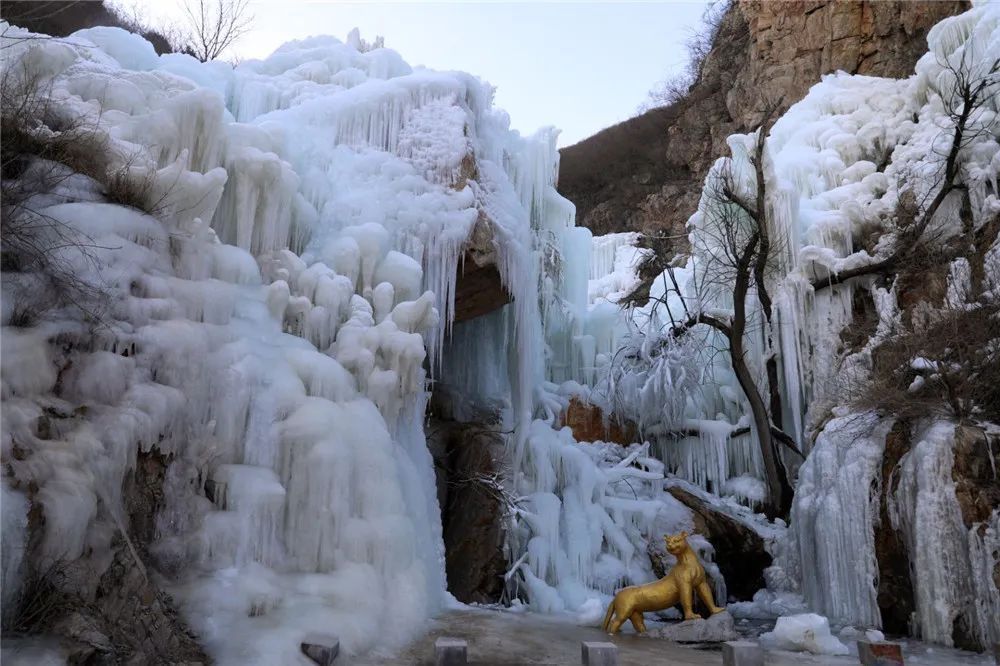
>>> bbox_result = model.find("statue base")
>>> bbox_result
[649,610,738,643]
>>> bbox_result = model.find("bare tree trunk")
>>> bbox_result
[729,232,790,517]
[749,112,785,433]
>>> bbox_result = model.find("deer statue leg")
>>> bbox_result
[696,581,725,615]
[680,582,699,621]
[629,611,647,633]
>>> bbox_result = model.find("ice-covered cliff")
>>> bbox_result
[600,0,1000,651]
[3,0,998,661]
[0,19,704,663]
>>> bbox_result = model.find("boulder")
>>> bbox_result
[561,397,637,445]
[665,487,772,601]
[649,610,738,643]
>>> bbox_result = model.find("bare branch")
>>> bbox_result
[181,0,253,62]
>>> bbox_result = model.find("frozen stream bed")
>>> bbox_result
[346,607,996,666]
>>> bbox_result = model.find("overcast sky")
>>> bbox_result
[118,1,712,147]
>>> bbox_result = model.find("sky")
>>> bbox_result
[119,1,713,147]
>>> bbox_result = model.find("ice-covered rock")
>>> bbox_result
[759,613,849,656]
[649,610,738,643]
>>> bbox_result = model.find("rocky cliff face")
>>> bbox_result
[558,0,968,259]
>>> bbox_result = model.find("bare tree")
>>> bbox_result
[181,0,252,63]
[645,104,801,518]
[811,47,999,291]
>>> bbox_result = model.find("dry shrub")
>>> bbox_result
[1,67,110,184]
[2,560,74,635]
[100,158,165,215]
[859,304,1000,422]
[644,0,731,110]
[1,61,120,324]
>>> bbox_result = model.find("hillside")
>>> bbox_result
[558,1,968,252]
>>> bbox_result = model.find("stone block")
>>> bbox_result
[581,641,618,666]
[300,633,339,665]
[435,637,467,666]
[857,640,904,666]
[722,640,764,666]
[649,610,738,643]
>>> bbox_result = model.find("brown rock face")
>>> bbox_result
[557,1,968,282]
[454,256,511,324]
[666,487,772,601]
[951,424,1000,625]
[6,449,208,664]
[561,397,637,445]
[453,214,511,324]
[431,421,509,604]
[874,420,916,635]
[951,425,1000,530]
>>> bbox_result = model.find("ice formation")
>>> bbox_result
[891,422,1000,648]
[2,0,998,659]
[782,414,893,629]
[0,22,503,661]
[760,613,849,656]
[0,16,699,662]
[594,0,1000,649]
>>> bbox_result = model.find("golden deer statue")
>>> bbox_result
[601,531,725,634]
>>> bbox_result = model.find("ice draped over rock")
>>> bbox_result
[0,19,699,662]
[0,23,460,659]
[3,2,999,660]
[0,25,469,661]
[604,0,1000,649]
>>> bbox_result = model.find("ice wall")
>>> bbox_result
[891,422,1000,648]
[782,414,893,628]
[590,1,999,646]
[0,13,700,655]
[0,21,600,660]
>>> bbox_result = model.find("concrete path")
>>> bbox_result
[346,608,995,666]
[349,607,722,665]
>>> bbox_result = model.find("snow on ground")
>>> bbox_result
[760,613,849,656]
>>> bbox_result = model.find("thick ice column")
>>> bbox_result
[201,464,287,568]
[892,421,1000,649]
[789,415,892,628]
